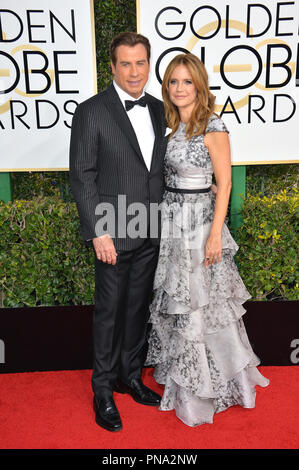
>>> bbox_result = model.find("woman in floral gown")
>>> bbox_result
[145,53,269,427]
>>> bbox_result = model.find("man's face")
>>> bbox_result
[111,44,150,98]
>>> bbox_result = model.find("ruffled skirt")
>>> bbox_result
[145,191,269,427]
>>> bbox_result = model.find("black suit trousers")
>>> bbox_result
[91,239,159,399]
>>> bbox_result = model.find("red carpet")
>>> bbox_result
[0,366,298,449]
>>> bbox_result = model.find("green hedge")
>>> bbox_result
[0,189,298,307]
[235,188,299,301]
[0,198,94,307]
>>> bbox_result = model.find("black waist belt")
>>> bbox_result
[165,186,211,194]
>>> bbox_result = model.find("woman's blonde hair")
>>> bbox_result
[162,53,215,139]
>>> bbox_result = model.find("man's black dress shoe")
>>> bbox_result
[114,378,161,406]
[93,396,122,432]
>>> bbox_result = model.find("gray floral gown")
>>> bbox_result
[145,114,269,427]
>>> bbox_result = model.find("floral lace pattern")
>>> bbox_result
[145,114,269,427]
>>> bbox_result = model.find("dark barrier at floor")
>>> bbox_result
[0,301,298,373]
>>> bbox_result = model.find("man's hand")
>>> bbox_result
[92,235,117,265]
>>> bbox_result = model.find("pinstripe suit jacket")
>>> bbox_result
[69,84,167,251]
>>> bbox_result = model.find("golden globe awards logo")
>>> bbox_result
[153,3,298,124]
[0,0,95,171]
[0,8,79,130]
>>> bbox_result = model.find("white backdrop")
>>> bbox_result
[0,0,97,171]
[138,0,299,165]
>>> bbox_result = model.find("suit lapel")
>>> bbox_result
[102,85,143,161]
[146,93,162,141]
[146,93,164,172]
[102,85,164,171]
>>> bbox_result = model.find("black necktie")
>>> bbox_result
[125,96,147,111]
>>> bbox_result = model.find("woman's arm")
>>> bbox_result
[203,131,232,267]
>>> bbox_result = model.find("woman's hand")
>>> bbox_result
[204,234,222,268]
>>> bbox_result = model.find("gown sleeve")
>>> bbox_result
[205,114,229,134]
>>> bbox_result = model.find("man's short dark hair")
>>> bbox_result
[110,32,151,65]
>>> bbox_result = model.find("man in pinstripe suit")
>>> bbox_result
[69,32,167,432]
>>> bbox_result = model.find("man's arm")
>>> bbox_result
[69,103,101,240]
[69,103,117,264]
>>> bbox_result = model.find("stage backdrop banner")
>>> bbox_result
[138,0,299,165]
[0,0,97,171]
